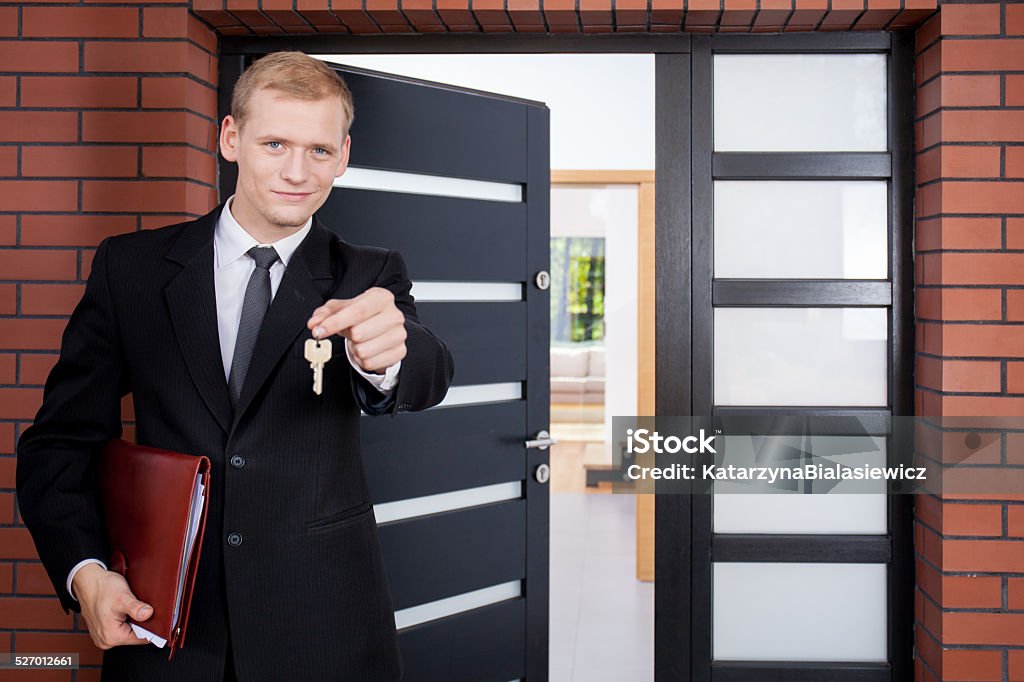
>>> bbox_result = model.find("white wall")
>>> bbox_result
[315,54,655,171]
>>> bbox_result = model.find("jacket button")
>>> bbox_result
[227,533,242,547]
[230,455,245,469]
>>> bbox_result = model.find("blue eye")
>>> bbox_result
[314,148,328,155]
[267,141,281,149]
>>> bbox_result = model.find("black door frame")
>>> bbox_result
[218,32,915,682]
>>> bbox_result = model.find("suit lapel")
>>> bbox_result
[231,217,339,428]
[164,204,234,434]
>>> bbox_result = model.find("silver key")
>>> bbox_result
[304,338,332,395]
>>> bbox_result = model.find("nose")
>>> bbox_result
[280,149,310,185]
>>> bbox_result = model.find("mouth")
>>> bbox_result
[272,191,314,202]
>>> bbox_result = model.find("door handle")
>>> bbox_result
[524,430,558,450]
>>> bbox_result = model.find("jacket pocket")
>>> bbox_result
[306,501,374,533]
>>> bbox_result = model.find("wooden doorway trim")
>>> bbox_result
[551,169,656,582]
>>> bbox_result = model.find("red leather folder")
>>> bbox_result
[98,439,211,660]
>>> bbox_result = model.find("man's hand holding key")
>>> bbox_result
[307,287,408,375]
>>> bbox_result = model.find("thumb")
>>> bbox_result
[132,601,153,620]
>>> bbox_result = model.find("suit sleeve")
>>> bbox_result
[350,249,454,418]
[16,237,127,614]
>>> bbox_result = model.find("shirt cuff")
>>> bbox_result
[344,338,401,394]
[68,558,107,601]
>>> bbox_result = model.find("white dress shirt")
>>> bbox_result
[67,195,401,600]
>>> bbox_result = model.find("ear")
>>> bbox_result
[335,134,352,179]
[219,115,240,163]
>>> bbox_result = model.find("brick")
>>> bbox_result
[0,76,14,107]
[0,423,13,454]
[942,39,1024,72]
[142,146,217,186]
[143,7,190,37]
[0,41,79,73]
[937,323,1024,356]
[23,7,139,38]
[944,612,1024,646]
[943,111,1024,143]
[22,147,139,179]
[1006,147,1024,179]
[0,180,79,212]
[16,632,102,666]
[0,284,14,315]
[22,284,86,316]
[0,562,11,592]
[941,502,1003,536]
[140,214,191,230]
[1008,75,1024,107]
[917,356,1001,393]
[0,492,12,524]
[0,112,78,143]
[0,457,13,485]
[0,250,77,281]
[141,76,217,114]
[941,181,1024,214]
[0,146,17,177]
[1010,218,1024,250]
[942,574,1003,608]
[21,214,135,247]
[1010,576,1024,609]
[20,354,58,385]
[0,387,45,418]
[941,395,1024,417]
[918,288,1003,321]
[0,215,14,246]
[84,41,201,78]
[0,353,14,382]
[944,75,1001,108]
[1010,504,1024,537]
[15,562,56,595]
[940,253,1024,285]
[0,597,73,630]
[83,111,214,148]
[941,648,1003,681]
[83,180,210,213]
[20,76,137,109]
[1010,362,1024,395]
[0,320,68,350]
[1009,292,1024,323]
[0,527,40,560]
[939,146,1001,179]
[1007,3,1024,36]
[939,3,1000,36]
[0,7,16,36]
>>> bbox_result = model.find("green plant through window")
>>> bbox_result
[550,237,605,343]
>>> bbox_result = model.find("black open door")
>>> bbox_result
[309,61,550,682]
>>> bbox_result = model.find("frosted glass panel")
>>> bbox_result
[714,54,887,152]
[713,563,887,661]
[714,181,888,279]
[714,308,887,406]
[714,434,888,533]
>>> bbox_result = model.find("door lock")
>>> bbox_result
[535,271,551,290]
[524,430,557,450]
[534,463,551,484]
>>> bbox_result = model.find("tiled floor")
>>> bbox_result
[550,492,654,682]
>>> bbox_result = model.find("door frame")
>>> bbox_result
[217,34,915,682]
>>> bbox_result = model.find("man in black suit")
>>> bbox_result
[16,51,454,681]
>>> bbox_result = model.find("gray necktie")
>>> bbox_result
[228,246,280,407]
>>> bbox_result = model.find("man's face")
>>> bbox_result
[219,88,351,236]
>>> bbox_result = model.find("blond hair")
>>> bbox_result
[231,51,355,136]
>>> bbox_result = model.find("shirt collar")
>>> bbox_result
[215,194,313,269]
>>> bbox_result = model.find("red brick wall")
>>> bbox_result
[913,3,1024,681]
[1,4,217,679]
[4,1,1024,680]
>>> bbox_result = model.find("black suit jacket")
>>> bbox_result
[16,202,454,681]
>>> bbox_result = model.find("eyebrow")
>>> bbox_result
[254,135,337,154]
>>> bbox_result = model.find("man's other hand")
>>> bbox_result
[307,287,407,374]
[73,563,154,650]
